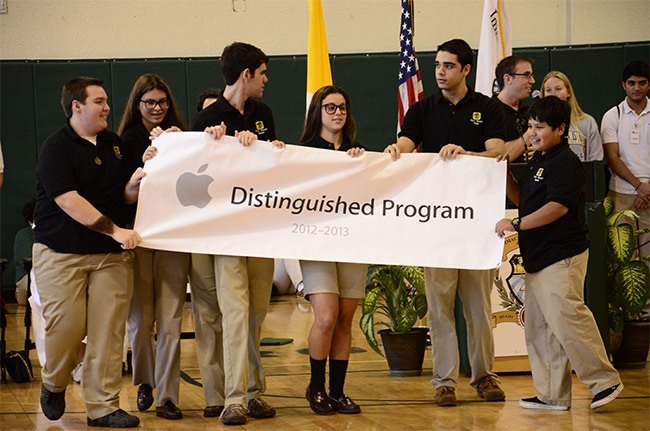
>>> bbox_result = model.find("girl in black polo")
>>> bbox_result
[299,85,366,416]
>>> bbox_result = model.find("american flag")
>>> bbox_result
[397,0,424,134]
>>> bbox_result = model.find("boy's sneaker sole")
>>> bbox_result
[519,396,569,411]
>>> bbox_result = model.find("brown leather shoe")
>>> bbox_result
[247,398,276,418]
[476,376,506,401]
[305,386,334,415]
[433,386,457,406]
[156,400,183,420]
[221,404,247,425]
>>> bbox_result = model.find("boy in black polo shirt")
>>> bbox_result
[190,42,277,425]
[495,96,623,411]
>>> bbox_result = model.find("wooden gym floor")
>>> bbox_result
[1,295,648,430]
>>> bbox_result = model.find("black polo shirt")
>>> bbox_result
[34,122,131,254]
[303,136,367,151]
[192,96,276,141]
[399,87,506,153]
[518,142,589,273]
[121,122,149,171]
[120,123,151,225]
[495,96,529,165]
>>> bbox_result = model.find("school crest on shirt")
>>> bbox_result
[255,121,268,137]
[533,167,544,182]
[470,111,483,125]
[113,146,123,160]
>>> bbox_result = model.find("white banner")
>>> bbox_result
[134,133,506,269]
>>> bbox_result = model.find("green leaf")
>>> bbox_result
[608,223,636,265]
[603,196,614,218]
[615,261,650,318]
[395,308,417,333]
[608,306,625,334]
[362,286,381,315]
[359,313,383,356]
[607,210,639,227]
[413,295,428,319]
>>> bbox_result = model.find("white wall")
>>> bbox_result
[0,0,648,60]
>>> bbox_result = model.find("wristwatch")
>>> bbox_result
[511,217,521,232]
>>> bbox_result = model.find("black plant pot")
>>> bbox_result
[379,327,429,377]
[613,321,649,369]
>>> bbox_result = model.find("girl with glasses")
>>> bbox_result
[118,74,189,420]
[299,85,366,416]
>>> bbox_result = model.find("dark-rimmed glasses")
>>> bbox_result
[508,72,534,81]
[140,98,169,109]
[322,103,348,115]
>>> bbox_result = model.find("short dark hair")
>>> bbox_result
[221,42,269,86]
[495,55,534,90]
[61,76,104,118]
[436,39,474,69]
[196,88,222,112]
[528,96,570,141]
[622,60,649,82]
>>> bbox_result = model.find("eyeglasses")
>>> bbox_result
[509,72,534,81]
[322,103,348,115]
[140,98,169,109]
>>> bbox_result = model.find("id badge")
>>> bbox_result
[630,128,640,145]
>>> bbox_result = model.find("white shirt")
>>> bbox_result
[601,97,650,194]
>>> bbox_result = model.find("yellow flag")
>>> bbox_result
[306,0,332,111]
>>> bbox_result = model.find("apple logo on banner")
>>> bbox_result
[175,163,214,208]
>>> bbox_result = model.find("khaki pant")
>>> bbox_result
[525,250,621,407]
[127,248,189,407]
[190,254,273,407]
[33,243,133,420]
[424,267,498,388]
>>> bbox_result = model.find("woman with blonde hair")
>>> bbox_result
[541,71,603,161]
[119,73,189,420]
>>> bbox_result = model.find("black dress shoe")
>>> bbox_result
[156,400,183,420]
[137,384,154,411]
[328,394,361,414]
[40,385,66,420]
[87,409,140,428]
[305,386,334,415]
[203,405,224,417]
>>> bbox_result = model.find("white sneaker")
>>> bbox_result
[71,362,83,383]
[519,396,569,411]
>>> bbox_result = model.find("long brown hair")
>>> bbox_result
[118,73,186,135]
[299,85,357,146]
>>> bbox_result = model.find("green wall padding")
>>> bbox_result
[1,42,648,291]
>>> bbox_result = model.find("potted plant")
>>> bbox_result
[359,265,428,376]
[604,197,650,368]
